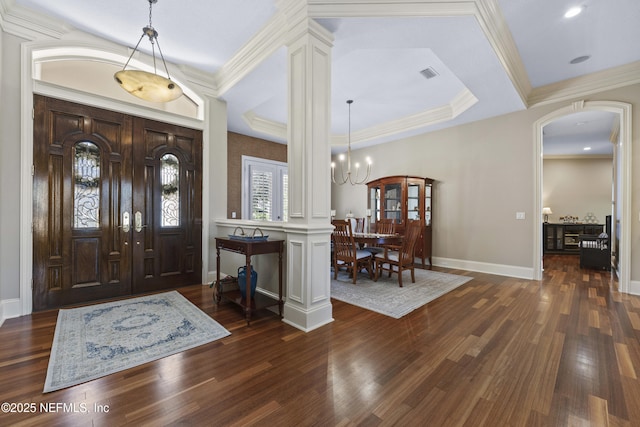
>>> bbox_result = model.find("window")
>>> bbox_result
[242,156,288,221]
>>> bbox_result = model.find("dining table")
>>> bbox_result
[352,232,403,247]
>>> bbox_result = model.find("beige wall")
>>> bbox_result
[332,83,640,279]
[543,158,613,224]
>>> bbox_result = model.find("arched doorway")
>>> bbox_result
[533,100,631,291]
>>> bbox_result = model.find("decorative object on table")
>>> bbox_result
[114,0,183,102]
[228,226,268,241]
[331,100,372,185]
[542,207,552,223]
[583,212,599,224]
[560,215,579,224]
[43,291,230,393]
[330,209,336,221]
[366,208,372,233]
[237,265,258,299]
[331,268,472,319]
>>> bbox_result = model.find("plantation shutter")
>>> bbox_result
[250,168,273,220]
[242,156,288,221]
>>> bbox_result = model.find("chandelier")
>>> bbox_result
[331,100,372,185]
[114,0,183,103]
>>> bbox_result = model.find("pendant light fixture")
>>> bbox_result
[114,0,183,103]
[331,100,372,185]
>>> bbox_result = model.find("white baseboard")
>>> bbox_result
[628,279,640,296]
[0,298,23,327]
[432,257,534,280]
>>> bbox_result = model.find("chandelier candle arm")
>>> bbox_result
[331,100,372,185]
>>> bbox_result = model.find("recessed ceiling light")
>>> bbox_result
[570,55,591,64]
[564,6,584,18]
[583,147,592,151]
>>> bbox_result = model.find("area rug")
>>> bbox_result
[44,291,230,393]
[331,268,473,319]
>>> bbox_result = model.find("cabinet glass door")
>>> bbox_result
[384,183,402,223]
[407,183,420,220]
[425,183,432,226]
[369,185,381,223]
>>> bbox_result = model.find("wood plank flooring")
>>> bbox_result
[2,255,640,426]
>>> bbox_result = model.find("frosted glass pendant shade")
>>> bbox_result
[114,70,183,103]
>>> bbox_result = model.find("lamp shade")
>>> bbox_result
[114,70,183,103]
[542,207,553,215]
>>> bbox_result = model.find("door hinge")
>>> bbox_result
[31,164,35,176]
[32,108,35,120]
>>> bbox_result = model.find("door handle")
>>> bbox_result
[121,212,130,233]
[134,211,147,232]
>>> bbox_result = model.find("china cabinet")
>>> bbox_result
[367,176,433,267]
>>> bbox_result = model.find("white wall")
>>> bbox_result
[1,33,26,301]
[543,158,613,225]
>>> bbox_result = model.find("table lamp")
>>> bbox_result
[542,207,552,223]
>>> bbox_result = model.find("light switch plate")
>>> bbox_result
[516,212,525,220]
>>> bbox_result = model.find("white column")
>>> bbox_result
[281,7,334,331]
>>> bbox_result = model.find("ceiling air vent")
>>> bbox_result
[420,67,439,79]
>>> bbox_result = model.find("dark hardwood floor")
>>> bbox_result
[1,255,639,426]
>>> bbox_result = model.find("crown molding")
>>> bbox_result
[345,88,478,146]
[474,0,531,105]
[0,0,70,40]
[214,12,288,96]
[527,61,640,107]
[241,87,477,147]
[242,110,288,140]
[307,0,476,18]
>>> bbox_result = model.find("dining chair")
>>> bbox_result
[364,219,396,255]
[354,217,365,233]
[373,219,422,287]
[333,220,373,284]
[377,218,395,234]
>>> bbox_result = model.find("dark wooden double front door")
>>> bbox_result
[33,95,202,311]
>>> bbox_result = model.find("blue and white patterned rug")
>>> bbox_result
[44,291,230,393]
[331,268,472,319]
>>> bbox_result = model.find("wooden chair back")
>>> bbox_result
[399,220,422,265]
[374,219,422,287]
[376,219,395,234]
[332,219,373,283]
[333,220,356,260]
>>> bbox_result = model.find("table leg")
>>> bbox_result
[278,246,283,318]
[245,255,252,325]
[215,245,221,304]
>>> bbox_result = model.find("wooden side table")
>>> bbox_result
[215,237,284,325]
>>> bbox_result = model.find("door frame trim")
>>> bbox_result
[20,59,210,315]
[532,100,632,292]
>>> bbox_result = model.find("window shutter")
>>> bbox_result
[250,169,273,220]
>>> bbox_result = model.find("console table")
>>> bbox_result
[215,237,284,325]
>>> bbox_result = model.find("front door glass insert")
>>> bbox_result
[160,153,180,226]
[73,141,100,228]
